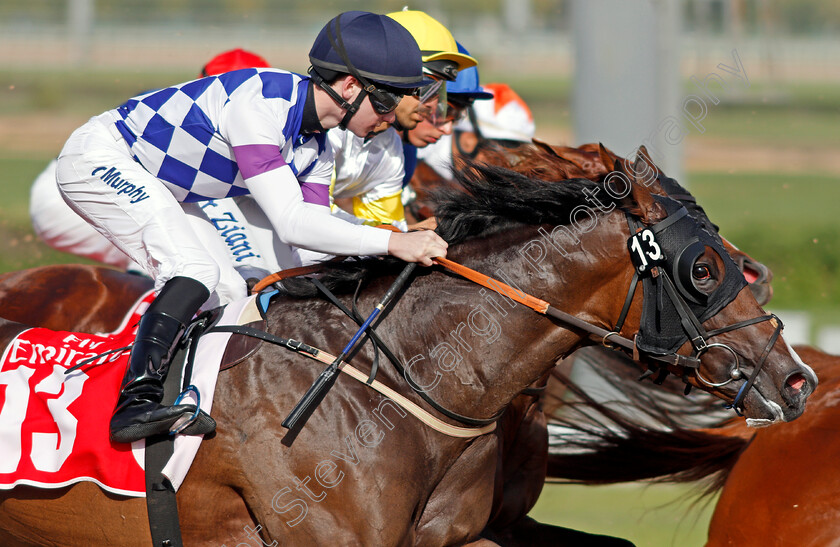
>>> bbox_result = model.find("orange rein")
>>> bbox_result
[251,265,325,293]
[251,224,552,314]
[251,258,550,316]
[432,257,550,314]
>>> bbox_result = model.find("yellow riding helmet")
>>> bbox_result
[387,10,477,79]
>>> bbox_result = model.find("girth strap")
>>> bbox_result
[144,339,192,547]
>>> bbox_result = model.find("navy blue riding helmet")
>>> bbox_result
[309,11,431,129]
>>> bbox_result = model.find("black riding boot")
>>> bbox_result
[110,276,216,443]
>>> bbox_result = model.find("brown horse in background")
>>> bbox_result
[0,266,153,332]
[0,162,812,545]
[706,345,840,546]
[541,345,839,546]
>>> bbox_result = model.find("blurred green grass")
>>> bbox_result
[1,69,192,116]
[689,171,840,314]
[3,70,837,144]
[686,79,840,145]
[529,483,717,546]
[0,156,96,271]
[491,75,840,146]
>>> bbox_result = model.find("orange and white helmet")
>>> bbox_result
[464,83,535,143]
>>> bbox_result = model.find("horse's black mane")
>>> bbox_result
[277,162,620,298]
[434,162,615,245]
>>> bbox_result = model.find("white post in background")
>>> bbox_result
[68,0,94,66]
[572,0,683,181]
[504,0,532,34]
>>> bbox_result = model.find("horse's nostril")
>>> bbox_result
[785,373,807,395]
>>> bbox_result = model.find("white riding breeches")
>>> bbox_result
[30,158,139,272]
[55,113,246,307]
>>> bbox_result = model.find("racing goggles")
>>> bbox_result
[367,85,405,115]
[430,100,470,127]
[415,80,448,124]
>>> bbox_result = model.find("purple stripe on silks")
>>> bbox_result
[300,182,330,206]
[232,144,287,179]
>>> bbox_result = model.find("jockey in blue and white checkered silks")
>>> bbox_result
[55,11,448,444]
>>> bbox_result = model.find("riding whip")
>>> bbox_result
[282,262,417,431]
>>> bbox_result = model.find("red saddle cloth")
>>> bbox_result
[0,291,154,496]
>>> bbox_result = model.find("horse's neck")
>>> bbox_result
[387,216,634,421]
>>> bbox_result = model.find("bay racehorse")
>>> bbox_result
[4,145,788,544]
[0,271,629,547]
[405,140,778,540]
[1,161,814,545]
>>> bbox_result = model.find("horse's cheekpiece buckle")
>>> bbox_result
[170,385,202,435]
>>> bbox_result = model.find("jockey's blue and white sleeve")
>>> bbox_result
[111,68,389,256]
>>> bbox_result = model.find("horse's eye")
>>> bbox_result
[693,264,711,280]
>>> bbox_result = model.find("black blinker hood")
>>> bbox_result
[635,196,748,355]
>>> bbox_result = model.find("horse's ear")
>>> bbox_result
[631,154,669,198]
[530,139,587,178]
[598,143,619,171]
[578,142,601,153]
[615,156,669,224]
[532,138,563,159]
[636,145,659,173]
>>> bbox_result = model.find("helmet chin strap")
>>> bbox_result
[339,88,369,130]
[309,69,368,131]
[320,13,379,131]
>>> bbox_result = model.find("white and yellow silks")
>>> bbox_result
[328,127,408,232]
